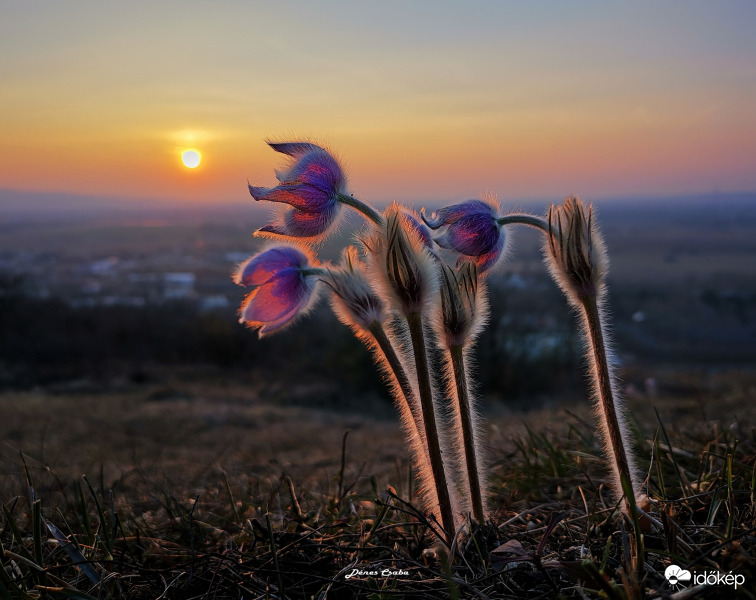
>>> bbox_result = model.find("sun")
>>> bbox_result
[182,150,201,169]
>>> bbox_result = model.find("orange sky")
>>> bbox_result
[2,2,755,208]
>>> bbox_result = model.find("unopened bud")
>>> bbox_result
[438,261,486,347]
[544,196,608,306]
[368,204,437,316]
[324,247,384,333]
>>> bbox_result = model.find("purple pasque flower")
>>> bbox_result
[248,142,346,239]
[234,245,321,336]
[421,199,504,272]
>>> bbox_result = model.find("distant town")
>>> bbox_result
[1,194,755,399]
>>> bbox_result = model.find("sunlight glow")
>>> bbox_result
[182,150,201,169]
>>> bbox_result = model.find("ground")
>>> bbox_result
[1,368,754,598]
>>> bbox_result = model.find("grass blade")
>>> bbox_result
[31,500,43,568]
[45,520,102,585]
[82,475,112,554]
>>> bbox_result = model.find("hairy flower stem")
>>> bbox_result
[406,311,456,542]
[337,193,384,226]
[581,295,637,511]
[368,321,423,437]
[449,344,485,523]
[496,213,548,232]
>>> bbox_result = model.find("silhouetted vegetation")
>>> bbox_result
[2,264,754,409]
[1,195,755,408]
[0,272,587,404]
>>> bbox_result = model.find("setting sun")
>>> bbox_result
[182,150,201,169]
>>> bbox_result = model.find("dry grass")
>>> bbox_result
[1,371,755,598]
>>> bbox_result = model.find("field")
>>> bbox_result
[2,369,755,598]
[1,194,755,598]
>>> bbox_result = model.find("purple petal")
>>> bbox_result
[257,203,340,239]
[284,150,344,196]
[240,268,317,336]
[284,204,340,237]
[235,247,307,286]
[434,212,500,256]
[248,183,270,200]
[250,144,344,218]
[268,142,324,158]
[257,305,305,335]
[241,270,309,323]
[420,208,443,229]
[422,200,494,229]
[243,294,303,335]
[248,182,333,212]
[457,233,505,272]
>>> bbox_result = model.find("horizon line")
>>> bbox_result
[1,185,755,218]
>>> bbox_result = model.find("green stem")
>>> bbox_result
[450,344,485,523]
[368,321,424,438]
[337,193,383,226]
[406,311,456,542]
[495,213,549,232]
[582,296,636,510]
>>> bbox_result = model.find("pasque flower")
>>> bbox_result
[437,261,487,349]
[421,199,505,271]
[324,247,430,499]
[544,196,607,306]
[436,260,490,523]
[543,196,642,512]
[364,204,459,539]
[234,245,322,336]
[323,246,385,335]
[367,204,438,316]
[248,142,347,239]
[249,142,382,239]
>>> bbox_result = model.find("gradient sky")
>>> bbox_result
[2,1,755,208]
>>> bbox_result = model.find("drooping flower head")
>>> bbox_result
[366,203,438,316]
[323,246,384,336]
[436,261,489,348]
[544,196,608,307]
[234,245,322,336]
[248,142,347,240]
[421,199,505,272]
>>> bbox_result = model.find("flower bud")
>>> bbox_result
[422,198,505,271]
[368,204,438,316]
[437,261,488,348]
[544,196,608,306]
[324,246,384,334]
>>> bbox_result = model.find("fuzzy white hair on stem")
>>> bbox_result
[361,203,461,540]
[432,260,492,522]
[542,196,642,510]
[320,246,448,525]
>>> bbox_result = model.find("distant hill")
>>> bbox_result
[0,188,159,217]
[0,188,262,222]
